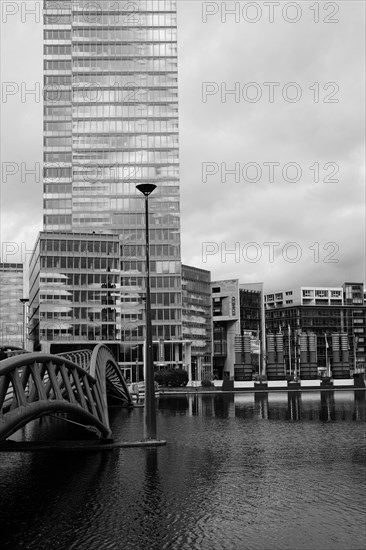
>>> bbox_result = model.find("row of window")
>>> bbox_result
[40,274,117,287]
[43,182,178,197]
[44,136,71,146]
[109,212,180,228]
[119,275,181,289]
[44,167,178,183]
[50,120,177,132]
[121,244,179,258]
[72,43,176,56]
[44,151,178,164]
[44,0,177,8]
[43,215,72,226]
[44,122,178,135]
[45,60,177,73]
[302,289,342,297]
[44,167,72,178]
[43,75,177,97]
[44,153,72,162]
[44,28,176,41]
[39,266,182,289]
[44,111,178,132]
[44,92,178,105]
[41,257,119,270]
[73,104,178,116]
[45,43,176,56]
[41,239,118,254]
[39,323,181,341]
[44,104,177,117]
[43,216,181,231]
[44,199,71,209]
[44,135,178,147]
[44,13,176,26]
[40,223,180,247]
[39,241,178,259]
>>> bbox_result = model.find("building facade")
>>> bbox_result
[43,0,182,339]
[265,283,366,375]
[212,279,240,379]
[29,231,190,381]
[32,1,185,374]
[0,263,24,347]
[211,280,265,380]
[29,232,121,348]
[265,286,344,308]
[182,265,212,381]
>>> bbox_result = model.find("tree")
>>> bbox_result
[155,367,188,387]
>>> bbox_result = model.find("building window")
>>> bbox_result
[315,290,328,297]
[303,290,313,297]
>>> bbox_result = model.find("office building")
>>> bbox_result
[29,232,191,381]
[30,1,185,374]
[211,280,265,380]
[182,265,212,381]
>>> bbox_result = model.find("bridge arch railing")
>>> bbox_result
[0,353,112,441]
[90,344,133,407]
[57,349,93,373]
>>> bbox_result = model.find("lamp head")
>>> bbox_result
[136,184,156,197]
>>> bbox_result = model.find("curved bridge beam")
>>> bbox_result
[58,349,93,373]
[0,353,112,441]
[90,344,133,407]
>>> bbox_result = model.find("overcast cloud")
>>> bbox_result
[0,0,365,293]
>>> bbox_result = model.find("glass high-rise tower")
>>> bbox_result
[34,0,183,370]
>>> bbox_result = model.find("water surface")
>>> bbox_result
[0,391,365,550]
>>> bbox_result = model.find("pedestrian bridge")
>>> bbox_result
[0,344,133,441]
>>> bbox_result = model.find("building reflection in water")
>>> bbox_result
[255,393,269,419]
[158,395,189,416]
[320,392,336,422]
[354,390,365,420]
[159,391,365,422]
[230,391,365,422]
[213,393,234,418]
[156,392,365,423]
[287,391,302,421]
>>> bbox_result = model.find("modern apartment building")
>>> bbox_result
[265,286,344,308]
[0,263,24,347]
[30,1,184,375]
[265,283,366,372]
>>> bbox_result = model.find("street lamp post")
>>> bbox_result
[136,183,157,440]
[19,298,29,350]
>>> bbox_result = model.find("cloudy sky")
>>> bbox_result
[1,0,365,293]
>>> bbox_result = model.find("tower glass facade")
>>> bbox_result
[42,0,182,352]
